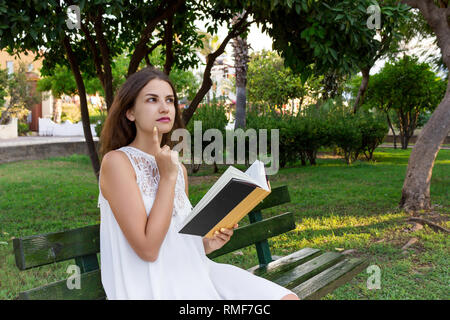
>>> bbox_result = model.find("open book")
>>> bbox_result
[178,160,271,238]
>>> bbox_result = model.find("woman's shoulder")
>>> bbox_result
[101,149,131,169]
[100,150,136,191]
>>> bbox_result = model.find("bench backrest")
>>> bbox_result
[13,185,293,299]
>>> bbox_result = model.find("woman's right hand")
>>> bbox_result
[152,126,179,181]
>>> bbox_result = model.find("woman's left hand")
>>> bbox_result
[203,224,238,254]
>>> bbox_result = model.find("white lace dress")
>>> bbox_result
[98,145,295,300]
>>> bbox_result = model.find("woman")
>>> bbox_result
[97,67,299,300]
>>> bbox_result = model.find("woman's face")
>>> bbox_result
[126,78,176,134]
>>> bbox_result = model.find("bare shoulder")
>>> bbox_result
[100,150,136,196]
[100,150,133,177]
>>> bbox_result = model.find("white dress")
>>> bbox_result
[98,145,296,300]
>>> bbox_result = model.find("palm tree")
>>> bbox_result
[197,31,220,105]
[231,11,250,130]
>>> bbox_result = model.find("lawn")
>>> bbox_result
[0,148,448,300]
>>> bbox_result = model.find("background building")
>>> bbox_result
[0,50,53,132]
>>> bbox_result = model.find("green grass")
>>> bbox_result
[0,148,448,300]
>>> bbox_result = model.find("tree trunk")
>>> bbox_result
[93,15,114,110]
[300,151,306,166]
[386,111,397,149]
[63,36,101,182]
[182,11,251,125]
[399,0,450,211]
[353,67,371,113]
[307,150,317,165]
[400,83,450,211]
[235,86,246,129]
[231,16,249,130]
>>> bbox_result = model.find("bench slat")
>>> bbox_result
[247,247,322,280]
[272,251,344,289]
[18,269,106,300]
[292,257,369,300]
[13,224,100,270]
[207,212,295,259]
[251,185,290,212]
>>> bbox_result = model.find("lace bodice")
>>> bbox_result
[98,145,193,218]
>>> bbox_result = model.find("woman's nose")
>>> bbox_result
[159,101,170,113]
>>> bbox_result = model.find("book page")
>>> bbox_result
[245,160,269,191]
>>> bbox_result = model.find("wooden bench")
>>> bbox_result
[13,185,368,300]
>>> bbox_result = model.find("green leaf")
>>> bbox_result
[329,48,337,60]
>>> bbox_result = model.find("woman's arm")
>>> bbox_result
[101,151,177,262]
[203,237,214,255]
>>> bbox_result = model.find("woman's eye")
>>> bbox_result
[167,98,174,103]
[147,97,156,102]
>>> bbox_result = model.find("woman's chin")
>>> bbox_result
[154,122,173,133]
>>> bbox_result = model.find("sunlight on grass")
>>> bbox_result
[0,147,448,300]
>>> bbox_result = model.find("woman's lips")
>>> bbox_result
[156,117,170,122]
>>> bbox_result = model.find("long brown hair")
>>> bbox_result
[98,67,185,161]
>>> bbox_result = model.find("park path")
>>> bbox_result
[378,144,450,150]
[1,136,448,149]
[0,135,99,147]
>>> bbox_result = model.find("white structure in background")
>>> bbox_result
[38,118,98,137]
[210,56,236,101]
[0,118,18,139]
[40,92,54,120]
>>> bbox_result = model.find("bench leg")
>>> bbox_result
[75,253,99,273]
[248,211,273,267]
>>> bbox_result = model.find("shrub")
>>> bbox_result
[329,106,388,164]
[355,111,389,160]
[60,103,81,123]
[18,121,30,136]
[185,103,228,172]
[246,102,387,167]
[292,106,332,165]
[93,113,107,138]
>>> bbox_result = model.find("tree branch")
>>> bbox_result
[80,21,104,86]
[127,0,185,77]
[144,39,163,67]
[93,9,114,109]
[163,15,174,75]
[182,11,253,125]
[400,0,450,69]
[62,35,101,180]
